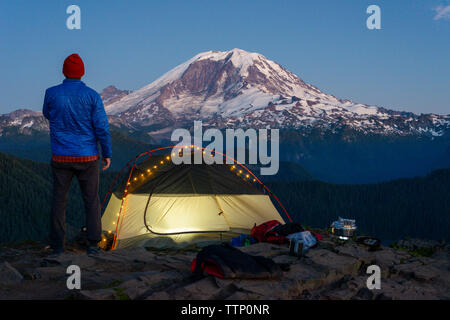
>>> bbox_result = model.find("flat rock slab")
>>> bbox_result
[32,266,67,281]
[283,262,329,292]
[305,249,362,279]
[108,247,156,263]
[217,278,292,299]
[176,277,223,300]
[372,248,411,267]
[393,261,442,282]
[334,244,376,262]
[79,288,117,300]
[239,243,289,257]
[1,237,449,300]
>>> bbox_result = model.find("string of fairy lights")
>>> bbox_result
[107,145,263,247]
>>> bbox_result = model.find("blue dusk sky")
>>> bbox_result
[1,0,449,114]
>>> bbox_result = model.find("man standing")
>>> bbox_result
[43,53,112,255]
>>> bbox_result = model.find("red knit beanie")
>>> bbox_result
[63,54,85,79]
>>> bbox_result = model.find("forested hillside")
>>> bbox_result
[0,129,157,171]
[268,169,450,241]
[0,152,449,244]
[0,153,116,243]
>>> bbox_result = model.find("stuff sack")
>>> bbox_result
[286,231,318,254]
[191,244,283,279]
[250,220,286,244]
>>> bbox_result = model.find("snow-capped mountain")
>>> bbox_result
[100,86,132,106]
[1,49,448,140]
[0,49,448,183]
[0,109,48,136]
[105,48,450,139]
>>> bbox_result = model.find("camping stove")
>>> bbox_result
[331,217,357,240]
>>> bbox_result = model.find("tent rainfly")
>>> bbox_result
[101,150,286,249]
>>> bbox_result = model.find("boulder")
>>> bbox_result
[0,262,23,286]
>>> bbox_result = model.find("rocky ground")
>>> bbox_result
[0,234,449,300]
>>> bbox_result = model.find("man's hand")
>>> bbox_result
[102,158,111,171]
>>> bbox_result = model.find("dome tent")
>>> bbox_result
[101,147,287,249]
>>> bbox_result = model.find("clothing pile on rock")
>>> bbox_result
[192,221,322,279]
[191,244,284,279]
[250,220,321,250]
[286,230,318,255]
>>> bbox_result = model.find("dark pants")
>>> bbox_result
[50,160,101,250]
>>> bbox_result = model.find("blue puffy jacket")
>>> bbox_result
[43,79,112,158]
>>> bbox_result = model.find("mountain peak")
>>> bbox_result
[100,86,131,106]
[193,48,272,77]
[102,50,449,139]
[104,48,324,116]
[4,109,42,119]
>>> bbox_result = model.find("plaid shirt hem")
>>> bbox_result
[52,154,100,163]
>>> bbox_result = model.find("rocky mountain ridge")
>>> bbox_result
[104,48,450,140]
[0,234,448,300]
[1,49,449,141]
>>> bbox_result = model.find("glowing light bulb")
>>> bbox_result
[166,156,170,160]
[134,177,137,181]
[112,221,116,225]
[147,169,151,173]
[108,230,112,234]
[239,170,243,174]
[140,174,144,178]
[246,174,250,178]
[253,179,256,182]
[160,161,164,164]
[153,165,157,169]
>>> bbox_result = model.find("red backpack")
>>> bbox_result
[251,220,287,244]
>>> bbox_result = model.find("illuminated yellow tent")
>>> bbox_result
[102,154,285,249]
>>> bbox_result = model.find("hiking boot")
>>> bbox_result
[87,246,102,256]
